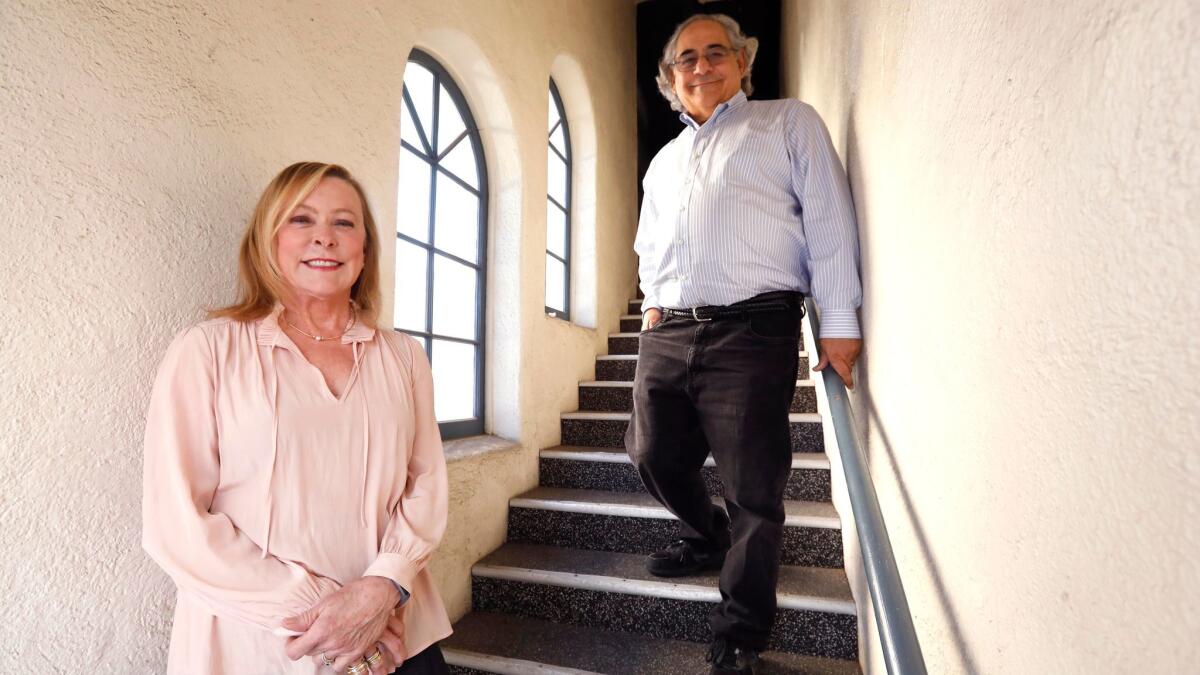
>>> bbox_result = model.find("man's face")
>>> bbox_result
[670,19,747,124]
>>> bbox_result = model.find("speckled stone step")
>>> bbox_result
[595,354,639,381]
[539,446,832,502]
[595,353,810,381]
[561,412,824,454]
[579,379,818,414]
[469,544,858,660]
[506,487,843,568]
[443,612,861,675]
[607,333,641,355]
[627,299,643,315]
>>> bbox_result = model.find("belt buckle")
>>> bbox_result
[692,307,713,322]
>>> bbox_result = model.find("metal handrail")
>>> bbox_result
[805,298,928,675]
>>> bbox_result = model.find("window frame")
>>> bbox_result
[545,78,572,320]
[396,49,488,440]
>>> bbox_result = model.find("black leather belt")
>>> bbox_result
[661,292,803,322]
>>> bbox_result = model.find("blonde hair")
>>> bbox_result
[656,13,759,113]
[210,162,382,325]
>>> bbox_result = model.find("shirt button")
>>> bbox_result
[676,238,684,244]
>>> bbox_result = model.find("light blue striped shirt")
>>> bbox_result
[636,92,862,338]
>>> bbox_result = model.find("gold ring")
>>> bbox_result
[321,652,334,667]
[346,659,370,675]
[365,649,384,667]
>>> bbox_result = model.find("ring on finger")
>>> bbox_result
[365,649,384,668]
[321,652,334,668]
[346,659,370,675]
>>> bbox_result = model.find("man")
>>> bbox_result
[625,13,863,675]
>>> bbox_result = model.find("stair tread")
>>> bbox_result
[443,611,860,674]
[474,543,855,614]
[540,445,831,469]
[511,486,840,529]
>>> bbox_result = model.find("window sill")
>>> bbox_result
[443,435,521,464]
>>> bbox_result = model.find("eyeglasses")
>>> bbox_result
[668,46,733,73]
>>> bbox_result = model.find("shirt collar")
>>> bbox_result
[679,91,748,130]
[256,303,376,346]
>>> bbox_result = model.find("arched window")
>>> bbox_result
[545,79,571,320]
[395,50,487,439]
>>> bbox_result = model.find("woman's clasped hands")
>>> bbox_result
[282,576,407,672]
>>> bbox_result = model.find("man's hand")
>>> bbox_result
[814,338,863,389]
[282,576,399,670]
[641,308,663,332]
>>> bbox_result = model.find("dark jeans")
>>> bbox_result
[625,292,803,650]
[390,644,449,674]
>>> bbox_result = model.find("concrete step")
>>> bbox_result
[539,445,832,502]
[595,353,810,381]
[443,611,861,674]
[560,411,824,454]
[579,379,818,414]
[628,299,643,315]
[506,487,843,568]
[469,544,857,660]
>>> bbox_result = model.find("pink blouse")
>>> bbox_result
[142,307,451,674]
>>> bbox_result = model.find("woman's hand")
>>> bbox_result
[282,576,399,670]
[377,614,406,668]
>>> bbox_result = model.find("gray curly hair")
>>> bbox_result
[656,13,759,113]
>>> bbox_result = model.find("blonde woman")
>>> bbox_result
[143,162,451,674]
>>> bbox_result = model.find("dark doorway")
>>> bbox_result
[636,0,782,193]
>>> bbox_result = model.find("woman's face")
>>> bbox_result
[274,177,367,303]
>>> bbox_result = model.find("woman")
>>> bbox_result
[143,162,451,674]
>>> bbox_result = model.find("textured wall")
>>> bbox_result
[0,0,636,669]
[782,1,1199,673]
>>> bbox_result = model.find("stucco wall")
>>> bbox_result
[782,1,1199,673]
[0,0,636,669]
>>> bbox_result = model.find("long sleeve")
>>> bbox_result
[788,103,863,339]
[363,336,448,592]
[142,326,339,632]
[635,181,661,314]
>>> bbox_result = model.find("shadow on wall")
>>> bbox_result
[844,113,979,675]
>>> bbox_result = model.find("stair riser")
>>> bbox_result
[507,509,843,568]
[539,459,832,502]
[628,300,642,314]
[609,335,639,355]
[620,317,640,332]
[561,419,824,453]
[471,578,857,660]
[579,385,817,414]
[596,356,810,381]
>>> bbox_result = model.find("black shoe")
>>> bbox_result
[707,637,759,675]
[645,539,726,577]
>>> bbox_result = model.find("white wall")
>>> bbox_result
[782,1,1199,673]
[0,0,637,669]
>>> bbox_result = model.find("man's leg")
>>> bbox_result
[626,318,731,555]
[692,308,802,651]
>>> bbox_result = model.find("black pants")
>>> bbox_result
[625,292,803,650]
[390,644,449,674]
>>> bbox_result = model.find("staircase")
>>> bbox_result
[441,297,861,674]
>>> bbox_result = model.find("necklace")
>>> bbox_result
[282,306,356,342]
